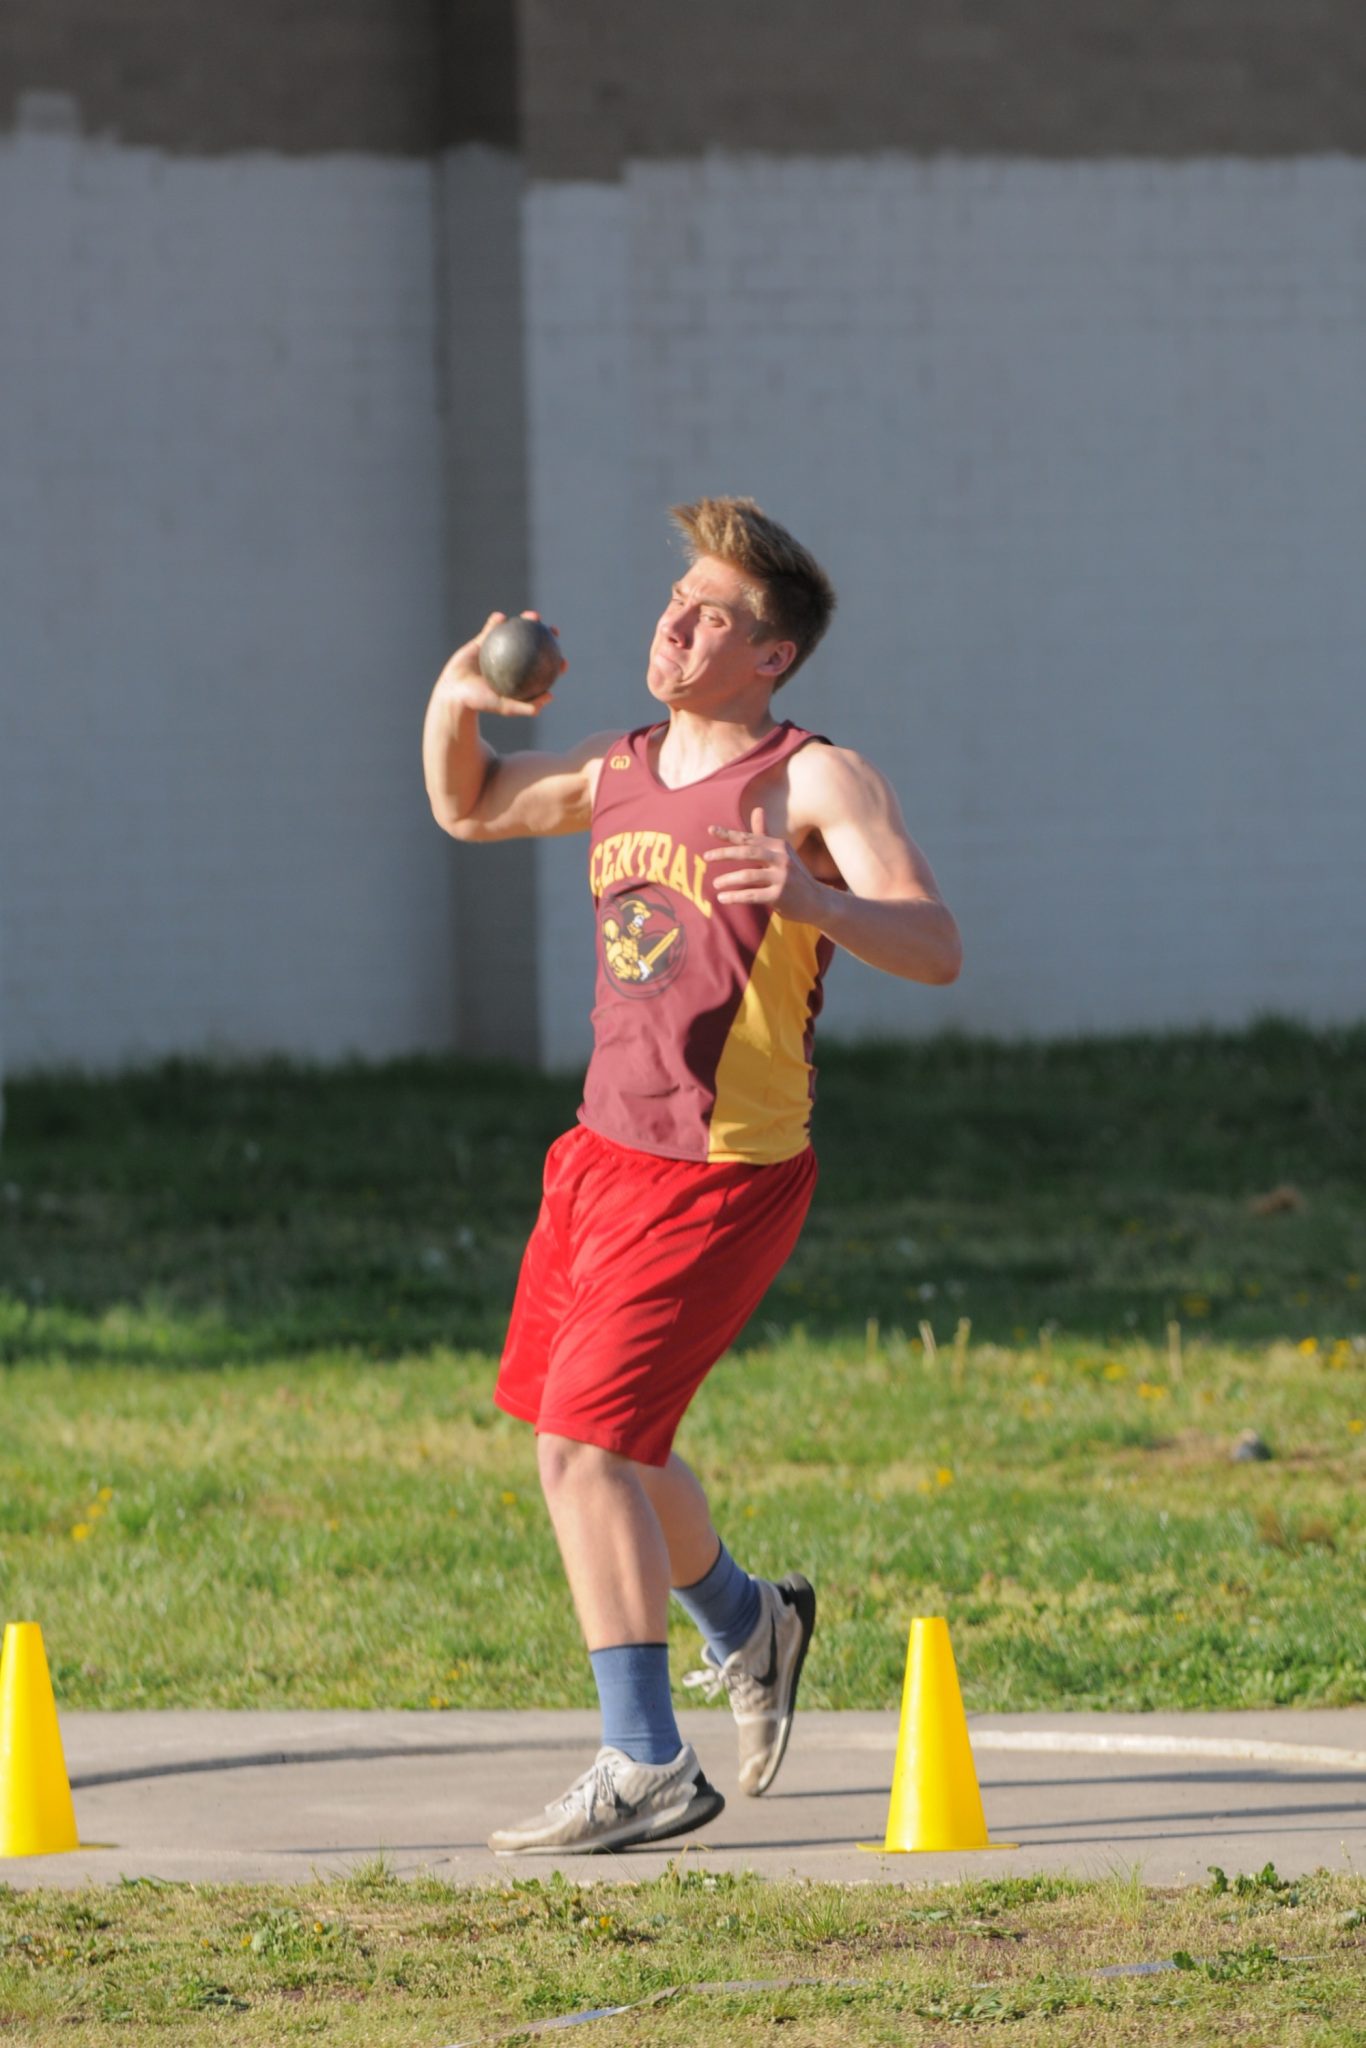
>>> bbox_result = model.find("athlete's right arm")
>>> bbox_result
[422,613,611,841]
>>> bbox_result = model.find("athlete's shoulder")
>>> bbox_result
[785,735,885,810]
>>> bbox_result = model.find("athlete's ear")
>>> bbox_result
[756,638,797,680]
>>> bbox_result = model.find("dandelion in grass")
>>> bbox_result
[97,1486,113,1503]
[1104,1362,1127,1382]
[500,1490,518,1507]
[1297,1337,1319,1356]
[1349,1419,1364,1436]
[936,1467,954,1487]
[1137,1382,1167,1401]
[70,1522,92,1542]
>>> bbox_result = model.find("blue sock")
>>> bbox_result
[589,1643,681,1765]
[672,1541,762,1661]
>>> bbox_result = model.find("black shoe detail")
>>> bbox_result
[587,1774,725,1854]
[754,1614,779,1689]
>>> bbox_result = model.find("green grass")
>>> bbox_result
[1,1022,1364,1712]
[1,1864,1363,2045]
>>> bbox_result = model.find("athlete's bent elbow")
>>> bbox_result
[926,917,963,985]
[430,800,489,843]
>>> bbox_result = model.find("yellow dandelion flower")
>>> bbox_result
[71,1523,92,1542]
[86,1501,105,1519]
[1104,1362,1127,1382]
[1348,1419,1364,1435]
[1173,1611,1188,1622]
[500,1490,518,1506]
[936,1467,954,1487]
[743,1503,758,1517]
[97,1486,114,1503]
[1137,1382,1167,1400]
[917,1478,934,1495]
[1296,1337,1319,1356]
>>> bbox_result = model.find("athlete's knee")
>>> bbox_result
[536,1431,628,1501]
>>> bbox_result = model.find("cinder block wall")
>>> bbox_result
[2,2,1364,1072]
[0,3,524,1070]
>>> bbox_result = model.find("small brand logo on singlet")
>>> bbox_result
[609,754,631,770]
[600,892,687,997]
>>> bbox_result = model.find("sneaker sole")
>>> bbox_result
[749,1573,817,1798]
[492,1777,725,1857]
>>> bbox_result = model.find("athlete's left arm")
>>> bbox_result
[705,746,962,985]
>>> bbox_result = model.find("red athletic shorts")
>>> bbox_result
[495,1124,817,1467]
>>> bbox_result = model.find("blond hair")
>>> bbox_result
[669,496,836,685]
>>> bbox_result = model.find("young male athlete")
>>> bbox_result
[422,498,961,1854]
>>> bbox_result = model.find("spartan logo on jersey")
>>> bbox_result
[600,893,687,997]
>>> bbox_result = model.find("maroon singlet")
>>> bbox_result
[578,721,835,1164]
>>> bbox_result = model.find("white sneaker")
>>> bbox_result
[682,1574,816,1796]
[487,1743,724,1855]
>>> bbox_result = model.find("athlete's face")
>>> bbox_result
[646,556,794,710]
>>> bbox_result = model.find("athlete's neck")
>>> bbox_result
[654,707,779,791]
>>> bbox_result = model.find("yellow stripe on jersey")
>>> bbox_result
[707,912,823,1164]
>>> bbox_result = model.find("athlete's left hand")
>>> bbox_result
[705,807,829,922]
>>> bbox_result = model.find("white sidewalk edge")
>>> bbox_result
[971,1729,1366,1771]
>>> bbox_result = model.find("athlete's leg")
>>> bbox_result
[536,1433,673,1645]
[642,1461,814,1802]
[487,1432,721,1854]
[637,1451,720,1587]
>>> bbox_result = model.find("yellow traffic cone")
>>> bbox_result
[0,1623,80,1856]
[861,1617,1015,1853]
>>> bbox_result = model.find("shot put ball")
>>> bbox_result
[479,616,562,701]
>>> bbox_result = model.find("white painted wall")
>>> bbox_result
[523,157,1366,1067]
[4,132,1363,1076]
[0,101,459,1071]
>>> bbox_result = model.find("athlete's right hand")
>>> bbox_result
[436,611,562,718]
